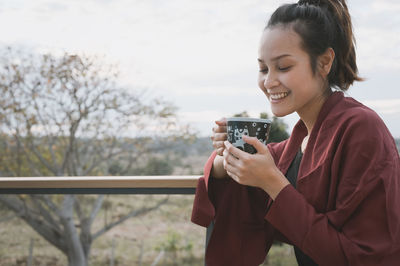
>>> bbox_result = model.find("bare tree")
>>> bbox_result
[0,47,191,266]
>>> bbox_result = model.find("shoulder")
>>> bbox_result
[322,96,399,164]
[313,94,398,164]
[325,95,390,141]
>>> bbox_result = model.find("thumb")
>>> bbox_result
[242,135,267,153]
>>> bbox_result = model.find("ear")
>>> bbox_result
[318,47,335,77]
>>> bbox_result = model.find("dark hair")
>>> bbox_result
[266,0,362,91]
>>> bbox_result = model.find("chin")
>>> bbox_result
[271,107,293,118]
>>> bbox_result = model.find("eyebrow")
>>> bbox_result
[257,54,291,63]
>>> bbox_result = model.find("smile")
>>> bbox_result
[269,92,289,100]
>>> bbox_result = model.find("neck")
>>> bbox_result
[298,90,331,135]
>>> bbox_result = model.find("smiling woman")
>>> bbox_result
[257,28,334,122]
[191,0,400,265]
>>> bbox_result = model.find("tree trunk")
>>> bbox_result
[0,195,90,266]
[61,195,89,266]
[0,194,167,266]
[66,251,88,266]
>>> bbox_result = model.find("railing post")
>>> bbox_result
[204,220,214,266]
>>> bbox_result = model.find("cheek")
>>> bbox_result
[281,70,310,91]
[257,75,266,93]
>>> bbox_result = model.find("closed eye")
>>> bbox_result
[278,66,291,71]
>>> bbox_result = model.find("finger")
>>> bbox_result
[223,149,235,165]
[213,125,227,133]
[216,147,224,156]
[225,162,241,184]
[214,118,227,132]
[227,171,239,183]
[242,135,267,153]
[223,148,228,159]
[223,147,239,166]
[213,141,225,150]
[213,132,227,141]
[223,158,237,174]
[224,141,247,160]
[215,118,227,126]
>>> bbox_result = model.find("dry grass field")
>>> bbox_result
[0,195,204,265]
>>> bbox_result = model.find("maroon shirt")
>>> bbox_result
[191,92,400,266]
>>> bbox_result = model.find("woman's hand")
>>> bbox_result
[210,118,229,179]
[223,135,290,200]
[211,118,227,156]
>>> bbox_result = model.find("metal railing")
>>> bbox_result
[0,176,199,194]
[0,175,211,265]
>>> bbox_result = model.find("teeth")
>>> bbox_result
[270,92,289,100]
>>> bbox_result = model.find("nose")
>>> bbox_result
[263,72,279,90]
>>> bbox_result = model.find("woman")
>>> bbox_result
[191,0,400,265]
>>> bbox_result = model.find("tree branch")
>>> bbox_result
[92,196,169,240]
[0,195,66,251]
[31,195,63,234]
[21,122,59,175]
[88,195,105,225]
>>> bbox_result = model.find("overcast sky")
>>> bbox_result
[1,0,399,137]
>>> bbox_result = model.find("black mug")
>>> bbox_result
[227,117,271,154]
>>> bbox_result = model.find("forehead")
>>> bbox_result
[258,26,305,61]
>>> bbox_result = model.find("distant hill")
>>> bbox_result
[148,137,214,157]
[127,137,214,176]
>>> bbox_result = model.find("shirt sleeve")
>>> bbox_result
[191,150,277,265]
[191,150,218,227]
[265,111,400,265]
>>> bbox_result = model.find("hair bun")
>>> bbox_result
[298,0,321,6]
